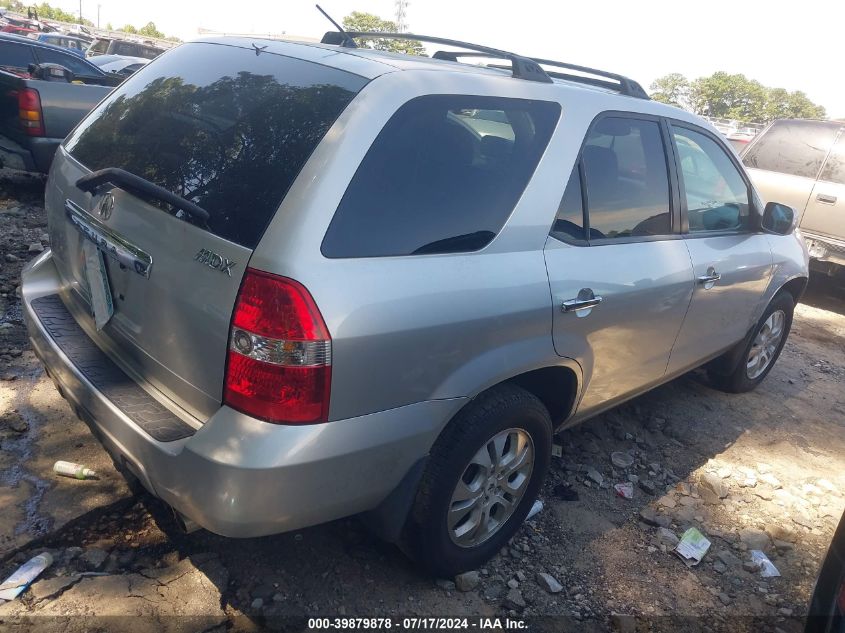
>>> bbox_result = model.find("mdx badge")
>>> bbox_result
[195,249,236,276]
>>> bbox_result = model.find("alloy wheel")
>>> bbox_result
[447,428,534,548]
[746,309,786,380]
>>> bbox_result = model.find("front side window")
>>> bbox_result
[322,95,561,257]
[672,127,750,233]
[742,120,839,180]
[580,117,672,240]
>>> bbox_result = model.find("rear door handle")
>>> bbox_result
[697,267,721,290]
[817,193,837,205]
[697,272,721,284]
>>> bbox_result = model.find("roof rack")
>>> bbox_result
[321,31,552,84]
[531,58,649,99]
[429,51,648,99]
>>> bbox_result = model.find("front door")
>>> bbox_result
[545,115,694,416]
[666,124,773,375]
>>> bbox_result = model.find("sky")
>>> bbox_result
[58,0,844,117]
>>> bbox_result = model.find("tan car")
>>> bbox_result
[743,119,845,275]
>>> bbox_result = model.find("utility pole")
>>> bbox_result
[78,0,82,24]
[97,4,101,28]
[394,0,409,32]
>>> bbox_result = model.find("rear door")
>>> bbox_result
[545,114,693,416]
[666,123,773,374]
[802,132,845,242]
[48,41,366,420]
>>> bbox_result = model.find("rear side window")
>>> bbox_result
[65,42,366,248]
[819,135,845,185]
[581,117,672,239]
[0,41,36,68]
[322,95,560,257]
[742,120,839,179]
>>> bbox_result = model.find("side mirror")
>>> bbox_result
[761,201,797,235]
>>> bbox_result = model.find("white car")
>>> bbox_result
[88,54,147,77]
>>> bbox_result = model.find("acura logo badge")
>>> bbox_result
[98,193,114,220]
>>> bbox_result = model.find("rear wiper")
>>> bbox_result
[412,231,495,255]
[75,168,210,223]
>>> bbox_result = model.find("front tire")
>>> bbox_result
[709,291,794,393]
[402,384,552,577]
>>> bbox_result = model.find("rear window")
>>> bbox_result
[65,42,367,248]
[0,41,35,69]
[742,120,839,179]
[88,38,109,55]
[321,95,560,257]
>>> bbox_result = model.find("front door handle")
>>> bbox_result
[562,289,603,314]
[817,193,837,205]
[697,267,721,290]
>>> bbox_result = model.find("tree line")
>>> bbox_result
[650,72,825,123]
[0,1,180,41]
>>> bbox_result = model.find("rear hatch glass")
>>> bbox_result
[65,41,367,248]
[49,41,366,420]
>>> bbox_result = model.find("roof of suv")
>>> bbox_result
[195,36,706,127]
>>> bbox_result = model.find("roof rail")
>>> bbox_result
[321,31,552,84]
[530,58,649,99]
[430,51,648,99]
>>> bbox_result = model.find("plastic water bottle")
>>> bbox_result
[0,552,53,600]
[53,460,97,480]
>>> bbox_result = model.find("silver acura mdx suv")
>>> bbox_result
[22,31,809,576]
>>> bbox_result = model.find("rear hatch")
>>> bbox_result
[46,40,366,421]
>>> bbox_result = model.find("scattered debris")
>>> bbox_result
[536,572,563,594]
[0,552,53,601]
[610,452,634,469]
[656,527,680,548]
[53,460,97,480]
[454,571,480,592]
[639,507,671,528]
[613,482,634,499]
[527,499,544,519]
[586,467,604,486]
[750,551,781,578]
[674,528,711,567]
[551,443,563,458]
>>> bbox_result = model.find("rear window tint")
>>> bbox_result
[0,41,35,69]
[321,95,560,257]
[742,120,839,179]
[65,42,366,248]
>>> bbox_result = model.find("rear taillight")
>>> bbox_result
[17,88,44,136]
[223,268,331,424]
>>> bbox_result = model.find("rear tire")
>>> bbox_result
[402,384,551,577]
[709,291,794,393]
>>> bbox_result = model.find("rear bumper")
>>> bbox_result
[803,232,845,269]
[0,134,60,173]
[22,249,463,537]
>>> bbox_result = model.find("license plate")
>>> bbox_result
[82,240,114,330]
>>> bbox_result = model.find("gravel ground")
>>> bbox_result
[0,175,843,632]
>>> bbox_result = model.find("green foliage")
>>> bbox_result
[650,71,826,123]
[342,11,425,56]
[649,73,690,108]
[121,24,138,34]
[138,21,164,38]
